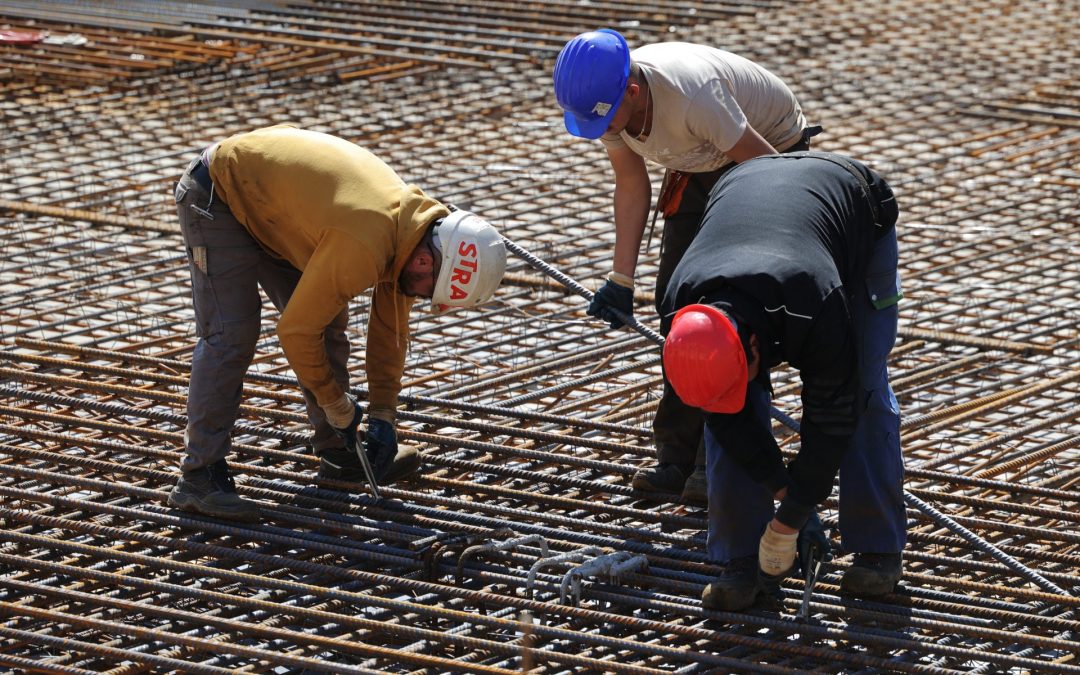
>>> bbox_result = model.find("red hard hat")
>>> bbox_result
[663,304,748,414]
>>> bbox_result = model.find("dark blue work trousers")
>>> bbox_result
[705,229,907,562]
[174,160,349,472]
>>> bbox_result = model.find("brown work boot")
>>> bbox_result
[168,459,261,523]
[318,444,421,485]
[631,462,692,496]
[841,553,903,596]
[679,465,708,506]
[701,556,761,611]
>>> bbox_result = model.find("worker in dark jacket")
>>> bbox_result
[660,152,906,610]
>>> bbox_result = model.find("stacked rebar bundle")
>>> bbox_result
[1,0,1078,672]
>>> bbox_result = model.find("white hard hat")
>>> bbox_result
[430,210,507,313]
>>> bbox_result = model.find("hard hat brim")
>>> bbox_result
[699,379,748,414]
[563,105,618,140]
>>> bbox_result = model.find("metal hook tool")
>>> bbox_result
[347,433,380,499]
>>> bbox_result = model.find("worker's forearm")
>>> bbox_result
[611,182,651,278]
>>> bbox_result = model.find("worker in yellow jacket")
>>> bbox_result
[168,125,507,522]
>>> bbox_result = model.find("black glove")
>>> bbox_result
[797,512,832,577]
[365,417,398,479]
[587,278,634,329]
[329,397,364,450]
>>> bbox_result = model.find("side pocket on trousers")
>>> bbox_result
[864,233,902,310]
[865,269,902,310]
[184,239,221,339]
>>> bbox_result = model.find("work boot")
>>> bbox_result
[701,556,761,611]
[168,459,261,523]
[318,444,421,485]
[680,465,708,506]
[841,552,903,596]
[631,462,692,496]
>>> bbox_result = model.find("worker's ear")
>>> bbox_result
[405,244,434,275]
[746,333,761,381]
[399,239,438,297]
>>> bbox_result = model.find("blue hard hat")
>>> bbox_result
[553,29,630,140]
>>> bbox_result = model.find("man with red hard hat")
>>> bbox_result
[660,151,905,610]
[553,28,821,505]
[168,125,507,522]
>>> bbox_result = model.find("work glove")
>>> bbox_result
[324,395,363,450]
[758,523,799,578]
[365,417,398,480]
[797,512,832,577]
[757,523,798,597]
[588,276,635,329]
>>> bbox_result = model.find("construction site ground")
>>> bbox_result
[0,0,1077,673]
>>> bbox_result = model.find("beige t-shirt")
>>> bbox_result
[601,43,806,173]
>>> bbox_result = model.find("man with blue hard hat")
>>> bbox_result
[553,29,821,505]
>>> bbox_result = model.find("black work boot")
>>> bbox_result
[679,465,708,506]
[318,444,421,485]
[841,552,903,596]
[168,459,261,523]
[701,556,762,611]
[631,462,692,496]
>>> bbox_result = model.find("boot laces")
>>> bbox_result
[207,460,237,493]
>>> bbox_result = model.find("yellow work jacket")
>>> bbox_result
[209,125,448,411]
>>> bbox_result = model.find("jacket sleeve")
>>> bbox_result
[277,233,380,407]
[365,281,414,410]
[704,404,790,496]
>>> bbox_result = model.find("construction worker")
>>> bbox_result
[168,125,507,522]
[553,29,821,504]
[660,152,905,610]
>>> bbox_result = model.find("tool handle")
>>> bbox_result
[501,237,666,347]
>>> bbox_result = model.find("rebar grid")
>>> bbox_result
[1,0,1078,672]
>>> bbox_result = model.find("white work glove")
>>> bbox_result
[758,524,799,577]
[322,394,359,430]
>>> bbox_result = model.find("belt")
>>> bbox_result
[189,160,213,193]
[186,144,217,193]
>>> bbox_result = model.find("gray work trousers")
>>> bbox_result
[174,160,349,472]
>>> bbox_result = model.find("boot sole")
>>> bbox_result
[381,452,421,484]
[168,492,262,523]
[318,453,422,486]
[701,587,761,612]
[678,487,708,507]
[840,580,900,597]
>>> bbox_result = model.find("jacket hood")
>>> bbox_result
[388,185,450,283]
